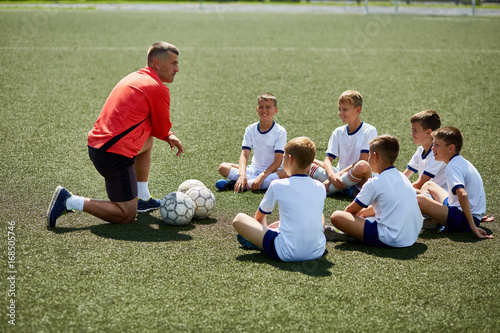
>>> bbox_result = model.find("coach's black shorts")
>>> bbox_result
[88,146,137,202]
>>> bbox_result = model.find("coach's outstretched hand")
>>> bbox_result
[167,134,184,156]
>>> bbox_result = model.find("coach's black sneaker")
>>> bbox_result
[137,197,160,213]
[47,186,73,228]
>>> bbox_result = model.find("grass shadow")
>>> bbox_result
[326,193,354,203]
[236,250,334,277]
[418,227,493,243]
[334,241,428,260]
[50,214,194,243]
[191,217,218,225]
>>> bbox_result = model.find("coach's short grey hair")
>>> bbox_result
[147,42,179,64]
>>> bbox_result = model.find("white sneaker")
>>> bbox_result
[324,226,355,242]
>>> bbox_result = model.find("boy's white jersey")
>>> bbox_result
[407,145,448,191]
[355,167,423,247]
[259,175,326,262]
[446,154,486,220]
[242,121,287,171]
[326,122,378,170]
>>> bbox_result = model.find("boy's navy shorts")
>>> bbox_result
[443,198,480,232]
[363,220,389,248]
[88,146,137,202]
[262,229,282,261]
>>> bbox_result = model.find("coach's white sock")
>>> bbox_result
[327,170,362,194]
[308,164,329,182]
[137,182,151,200]
[66,195,84,211]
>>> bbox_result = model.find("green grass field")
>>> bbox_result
[1,7,499,332]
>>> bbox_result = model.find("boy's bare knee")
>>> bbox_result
[353,160,371,177]
[218,163,230,177]
[232,213,245,226]
[330,211,342,225]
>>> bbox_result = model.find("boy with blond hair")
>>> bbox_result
[216,93,287,193]
[309,90,377,196]
[403,110,447,191]
[417,127,493,239]
[329,135,423,247]
[233,137,326,262]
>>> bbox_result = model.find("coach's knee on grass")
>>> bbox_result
[113,200,138,224]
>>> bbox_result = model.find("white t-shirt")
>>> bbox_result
[406,145,448,191]
[242,121,287,171]
[259,175,326,262]
[326,122,378,170]
[355,167,423,247]
[445,154,486,220]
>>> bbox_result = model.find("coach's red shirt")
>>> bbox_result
[88,66,173,158]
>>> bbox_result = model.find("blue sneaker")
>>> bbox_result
[47,186,73,228]
[137,197,160,213]
[343,186,360,198]
[236,234,260,250]
[216,179,236,191]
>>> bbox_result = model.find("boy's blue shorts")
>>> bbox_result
[444,198,480,232]
[363,220,390,248]
[262,229,282,261]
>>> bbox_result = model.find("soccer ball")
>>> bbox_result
[160,192,195,226]
[178,179,207,193]
[185,186,216,219]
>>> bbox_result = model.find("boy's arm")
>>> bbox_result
[403,168,414,179]
[357,205,375,217]
[411,174,432,190]
[250,152,284,191]
[254,209,268,226]
[345,200,363,215]
[456,187,493,239]
[236,149,250,193]
[324,155,345,189]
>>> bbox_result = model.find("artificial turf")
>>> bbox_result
[0,7,499,332]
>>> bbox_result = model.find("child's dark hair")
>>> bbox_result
[285,137,316,169]
[432,126,463,154]
[410,110,441,131]
[369,135,400,165]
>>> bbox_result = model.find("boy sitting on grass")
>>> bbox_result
[403,110,447,192]
[216,93,288,193]
[417,127,493,239]
[309,90,377,196]
[232,137,327,262]
[328,135,423,248]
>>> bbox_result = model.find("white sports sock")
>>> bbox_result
[137,182,151,200]
[66,195,84,211]
[309,164,329,182]
[327,170,362,194]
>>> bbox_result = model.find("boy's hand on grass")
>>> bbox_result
[473,227,493,239]
[235,177,248,193]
